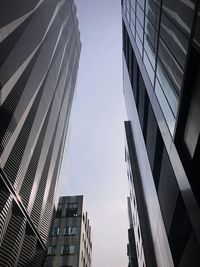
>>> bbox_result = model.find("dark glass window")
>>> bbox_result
[132,53,138,101]
[146,104,157,169]
[142,91,149,141]
[152,129,164,190]
[145,0,160,28]
[160,13,188,69]
[184,69,200,157]
[154,78,177,134]
[168,193,192,266]
[158,148,179,233]
[50,227,60,237]
[194,7,200,49]
[138,72,146,130]
[143,51,155,85]
[66,203,78,217]
[158,38,183,92]
[175,46,200,207]
[144,31,156,67]
[47,246,55,256]
[56,203,62,218]
[61,245,75,255]
[178,231,200,267]
[162,0,195,36]
[64,227,77,236]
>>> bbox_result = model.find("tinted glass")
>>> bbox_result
[162,0,195,36]
[158,39,183,91]
[155,78,176,134]
[156,59,179,115]
[160,13,188,69]
[184,62,200,157]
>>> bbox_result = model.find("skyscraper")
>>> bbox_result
[45,195,92,267]
[122,0,200,266]
[0,1,81,266]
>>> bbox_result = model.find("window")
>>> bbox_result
[66,203,78,209]
[61,245,75,255]
[64,227,77,235]
[47,246,55,256]
[56,203,62,217]
[51,227,59,237]
[66,203,78,217]
[175,46,200,207]
[57,203,62,210]
[184,78,200,157]
[168,193,192,266]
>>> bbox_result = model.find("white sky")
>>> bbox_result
[58,1,129,266]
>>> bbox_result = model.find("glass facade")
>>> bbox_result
[122,0,200,266]
[122,0,195,134]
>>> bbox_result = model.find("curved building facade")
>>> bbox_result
[0,0,81,266]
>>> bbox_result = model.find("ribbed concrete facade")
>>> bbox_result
[45,196,92,267]
[0,1,81,266]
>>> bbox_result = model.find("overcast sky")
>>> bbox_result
[58,1,129,266]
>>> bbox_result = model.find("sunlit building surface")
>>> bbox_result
[45,195,92,267]
[0,1,81,266]
[122,0,200,266]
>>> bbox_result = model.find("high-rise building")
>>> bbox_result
[122,0,200,266]
[45,195,92,267]
[0,1,81,266]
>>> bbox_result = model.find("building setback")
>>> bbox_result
[45,196,92,267]
[122,0,200,266]
[0,0,81,266]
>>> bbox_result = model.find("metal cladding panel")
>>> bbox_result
[0,0,81,265]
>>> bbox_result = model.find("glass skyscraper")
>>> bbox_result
[122,0,200,266]
[0,0,81,266]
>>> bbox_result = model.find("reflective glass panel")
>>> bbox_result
[136,3,144,26]
[158,39,183,91]
[130,19,136,39]
[144,33,156,68]
[184,73,200,157]
[156,60,178,116]
[136,32,143,56]
[136,18,143,42]
[194,9,200,49]
[162,0,195,36]
[145,16,158,50]
[143,51,155,85]
[146,0,160,27]
[160,13,188,69]
[155,79,176,134]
